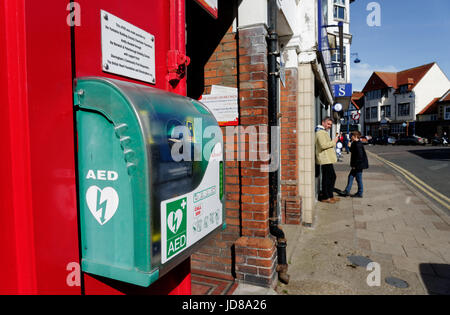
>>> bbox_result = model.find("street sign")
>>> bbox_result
[351,112,360,121]
[333,83,352,98]
[194,0,218,19]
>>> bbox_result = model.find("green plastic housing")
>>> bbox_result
[74,77,224,287]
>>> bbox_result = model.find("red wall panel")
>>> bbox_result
[24,0,80,294]
[74,0,170,90]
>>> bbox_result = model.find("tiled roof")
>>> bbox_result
[375,72,397,88]
[396,62,435,91]
[440,89,450,102]
[362,62,436,93]
[351,92,364,110]
[418,89,450,115]
[352,91,364,100]
[418,98,440,115]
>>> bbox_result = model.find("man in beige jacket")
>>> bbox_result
[315,117,339,204]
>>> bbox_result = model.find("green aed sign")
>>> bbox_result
[166,197,187,260]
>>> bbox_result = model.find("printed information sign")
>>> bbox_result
[101,10,156,84]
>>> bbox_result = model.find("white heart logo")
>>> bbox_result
[167,209,183,234]
[86,186,119,225]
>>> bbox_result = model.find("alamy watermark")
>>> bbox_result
[67,2,81,27]
[366,2,381,27]
[366,262,381,287]
[169,118,280,172]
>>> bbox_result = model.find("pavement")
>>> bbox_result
[274,151,450,295]
[200,150,450,295]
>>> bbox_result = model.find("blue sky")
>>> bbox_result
[350,0,450,91]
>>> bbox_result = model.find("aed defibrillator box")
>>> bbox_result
[74,77,224,287]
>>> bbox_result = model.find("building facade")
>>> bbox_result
[361,63,450,138]
[189,0,344,288]
[416,89,450,138]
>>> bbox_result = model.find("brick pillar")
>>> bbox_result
[234,25,277,288]
[280,68,302,225]
[191,27,240,278]
[192,24,277,288]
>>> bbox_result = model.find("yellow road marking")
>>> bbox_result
[368,151,450,210]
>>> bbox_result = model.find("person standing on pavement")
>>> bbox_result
[338,131,369,198]
[315,117,340,204]
[343,133,350,154]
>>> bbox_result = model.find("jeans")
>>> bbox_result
[344,169,363,196]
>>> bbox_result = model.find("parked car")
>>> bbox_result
[372,135,396,145]
[396,135,426,145]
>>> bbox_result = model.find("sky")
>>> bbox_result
[350,0,450,91]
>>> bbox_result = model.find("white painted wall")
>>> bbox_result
[297,0,317,63]
[279,0,299,34]
[238,0,268,28]
[413,63,450,116]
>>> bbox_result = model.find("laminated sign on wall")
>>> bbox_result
[200,85,239,126]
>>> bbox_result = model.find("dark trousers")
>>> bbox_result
[321,164,336,200]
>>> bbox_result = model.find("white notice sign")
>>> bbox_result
[201,86,239,126]
[101,10,156,84]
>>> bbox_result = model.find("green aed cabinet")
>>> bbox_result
[74,77,224,287]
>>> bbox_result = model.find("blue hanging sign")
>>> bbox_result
[333,83,353,98]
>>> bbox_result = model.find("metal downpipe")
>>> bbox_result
[267,0,289,285]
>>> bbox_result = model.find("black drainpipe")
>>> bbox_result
[267,0,289,285]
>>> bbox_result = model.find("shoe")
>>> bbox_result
[321,198,336,204]
[331,197,340,202]
[337,191,350,197]
[351,193,363,198]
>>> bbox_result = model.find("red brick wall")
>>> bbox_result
[191,27,239,277]
[280,68,301,225]
[191,25,277,287]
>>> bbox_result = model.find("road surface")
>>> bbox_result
[365,144,450,214]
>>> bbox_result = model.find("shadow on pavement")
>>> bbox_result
[419,264,450,295]
[408,148,450,162]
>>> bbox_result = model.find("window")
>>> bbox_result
[391,123,406,134]
[331,46,346,80]
[398,103,410,116]
[371,107,378,120]
[445,106,450,120]
[381,105,391,118]
[331,46,346,63]
[365,107,370,120]
[366,89,383,101]
[399,85,409,94]
[333,0,346,20]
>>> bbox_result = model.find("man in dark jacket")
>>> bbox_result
[338,131,369,198]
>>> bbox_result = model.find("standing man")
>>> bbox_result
[315,117,339,204]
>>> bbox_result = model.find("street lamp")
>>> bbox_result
[351,53,361,63]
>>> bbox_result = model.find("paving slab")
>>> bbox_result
[275,152,450,295]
